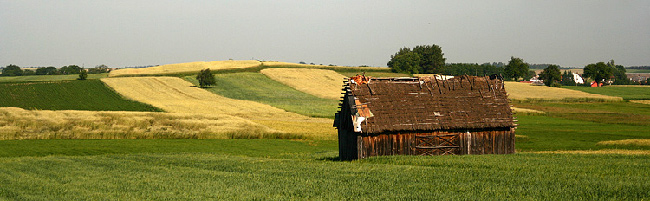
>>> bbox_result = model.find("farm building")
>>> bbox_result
[334,75,516,160]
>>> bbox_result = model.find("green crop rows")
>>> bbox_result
[0,80,161,111]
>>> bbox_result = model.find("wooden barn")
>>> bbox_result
[333,75,516,160]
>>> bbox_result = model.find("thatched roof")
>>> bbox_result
[335,75,515,134]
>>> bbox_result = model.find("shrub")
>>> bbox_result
[196,68,216,88]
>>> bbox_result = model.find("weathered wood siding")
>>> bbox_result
[339,128,515,160]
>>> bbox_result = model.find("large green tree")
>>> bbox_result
[538,64,561,87]
[583,62,613,86]
[504,57,530,81]
[2,64,23,76]
[387,44,445,74]
[387,50,422,74]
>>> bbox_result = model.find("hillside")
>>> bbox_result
[101,77,335,139]
[183,72,338,118]
[261,68,347,100]
[108,60,262,77]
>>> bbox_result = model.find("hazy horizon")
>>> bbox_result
[2,1,649,69]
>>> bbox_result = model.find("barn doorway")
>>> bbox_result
[414,134,460,155]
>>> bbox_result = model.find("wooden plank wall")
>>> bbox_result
[348,128,515,159]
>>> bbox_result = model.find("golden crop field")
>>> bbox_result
[0,107,273,140]
[534,149,650,155]
[511,107,544,114]
[630,100,650,105]
[261,68,347,100]
[597,139,650,146]
[504,81,622,101]
[109,60,262,77]
[262,61,382,69]
[101,77,335,138]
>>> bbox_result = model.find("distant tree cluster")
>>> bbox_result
[387,44,446,74]
[1,64,111,77]
[583,60,632,86]
[528,64,558,69]
[2,65,23,76]
[627,66,650,70]
[442,63,504,76]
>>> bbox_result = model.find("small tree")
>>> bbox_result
[78,69,88,80]
[539,64,561,87]
[561,70,576,86]
[196,68,216,88]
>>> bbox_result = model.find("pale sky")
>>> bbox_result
[1,0,649,68]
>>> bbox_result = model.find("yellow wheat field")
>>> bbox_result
[261,68,347,100]
[101,77,335,137]
[109,60,261,77]
[0,107,275,140]
[511,107,544,114]
[262,61,382,69]
[597,139,650,146]
[504,81,622,101]
[534,149,650,155]
[630,100,650,105]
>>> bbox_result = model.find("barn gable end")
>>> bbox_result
[334,75,516,160]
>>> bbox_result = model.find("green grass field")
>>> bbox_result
[0,140,648,200]
[184,73,339,118]
[564,85,650,100]
[625,69,650,73]
[0,80,161,111]
[2,100,650,199]
[0,74,108,82]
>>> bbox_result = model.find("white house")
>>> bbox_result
[573,73,584,84]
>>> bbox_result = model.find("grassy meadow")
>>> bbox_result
[0,80,161,111]
[625,69,650,73]
[2,60,650,199]
[0,140,648,200]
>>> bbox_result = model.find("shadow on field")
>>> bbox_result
[318,156,342,161]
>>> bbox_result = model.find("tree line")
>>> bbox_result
[387,46,534,81]
[388,44,642,87]
[1,64,110,76]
